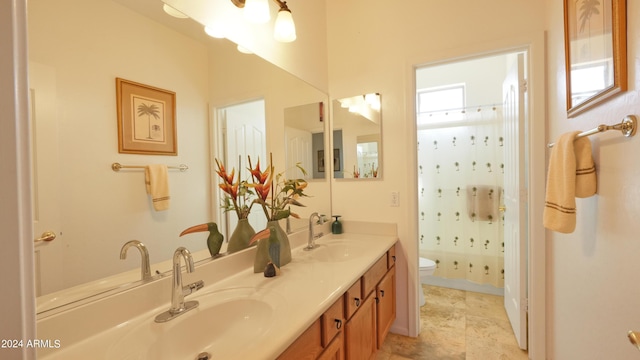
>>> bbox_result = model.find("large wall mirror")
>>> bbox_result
[332,94,382,179]
[29,0,330,316]
[563,0,627,117]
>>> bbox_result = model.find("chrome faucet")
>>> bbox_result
[119,240,152,281]
[304,212,325,251]
[155,247,204,323]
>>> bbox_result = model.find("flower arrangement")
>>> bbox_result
[215,157,254,220]
[248,154,308,221]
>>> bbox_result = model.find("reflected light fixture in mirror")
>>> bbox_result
[231,0,296,42]
[162,4,188,18]
[333,93,382,179]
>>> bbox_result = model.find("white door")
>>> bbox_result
[284,126,312,178]
[502,52,528,350]
[29,62,63,296]
[219,100,267,234]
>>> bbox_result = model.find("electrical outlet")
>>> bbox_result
[390,191,400,207]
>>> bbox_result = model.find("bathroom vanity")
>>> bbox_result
[36,222,398,360]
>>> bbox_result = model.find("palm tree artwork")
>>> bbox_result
[578,0,600,35]
[137,102,161,140]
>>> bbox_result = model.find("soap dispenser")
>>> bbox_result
[331,215,343,234]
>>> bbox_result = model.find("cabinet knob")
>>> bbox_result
[380,290,385,297]
[354,298,360,307]
[392,255,396,263]
[375,297,380,304]
[335,319,342,330]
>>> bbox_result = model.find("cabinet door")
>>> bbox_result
[318,330,344,360]
[376,266,396,348]
[278,319,323,360]
[345,295,377,360]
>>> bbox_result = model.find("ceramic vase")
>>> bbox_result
[253,220,292,273]
[227,218,256,254]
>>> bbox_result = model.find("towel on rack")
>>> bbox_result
[574,136,597,198]
[466,185,500,222]
[543,131,596,233]
[145,164,170,211]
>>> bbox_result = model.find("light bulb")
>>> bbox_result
[204,24,225,39]
[244,0,270,24]
[274,9,296,42]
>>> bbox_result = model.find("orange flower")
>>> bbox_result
[215,159,235,185]
[248,157,270,184]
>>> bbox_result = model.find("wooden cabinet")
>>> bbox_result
[344,278,363,320]
[375,266,396,348]
[278,243,396,360]
[322,297,345,347]
[318,330,344,360]
[278,318,323,360]
[344,294,377,360]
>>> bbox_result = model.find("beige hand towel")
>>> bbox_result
[574,136,597,198]
[145,164,170,211]
[543,131,596,233]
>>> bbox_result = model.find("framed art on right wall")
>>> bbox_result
[564,0,627,117]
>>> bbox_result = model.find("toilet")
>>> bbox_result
[419,257,436,306]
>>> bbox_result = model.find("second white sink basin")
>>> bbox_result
[107,287,288,360]
[307,240,366,262]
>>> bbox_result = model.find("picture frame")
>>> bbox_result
[317,150,325,172]
[563,0,627,117]
[116,78,177,155]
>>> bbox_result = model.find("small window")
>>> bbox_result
[417,84,465,124]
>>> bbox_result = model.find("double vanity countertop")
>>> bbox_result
[37,221,398,359]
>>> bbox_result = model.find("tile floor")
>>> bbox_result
[376,285,529,360]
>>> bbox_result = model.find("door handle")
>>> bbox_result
[35,231,56,243]
[628,331,640,351]
[499,205,506,212]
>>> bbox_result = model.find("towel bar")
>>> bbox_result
[111,162,189,172]
[547,115,637,148]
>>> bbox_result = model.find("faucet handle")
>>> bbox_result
[183,280,204,296]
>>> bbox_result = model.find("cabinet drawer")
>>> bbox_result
[387,244,396,269]
[277,318,323,360]
[344,278,362,320]
[362,255,388,297]
[321,297,344,347]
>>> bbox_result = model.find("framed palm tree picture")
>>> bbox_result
[563,0,627,117]
[116,78,177,155]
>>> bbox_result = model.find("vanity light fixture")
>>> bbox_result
[231,0,297,42]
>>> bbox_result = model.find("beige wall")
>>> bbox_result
[326,0,546,345]
[545,0,640,358]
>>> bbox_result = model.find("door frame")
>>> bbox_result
[406,31,546,358]
[1,0,38,357]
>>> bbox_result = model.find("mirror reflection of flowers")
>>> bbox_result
[248,154,308,221]
[215,158,254,220]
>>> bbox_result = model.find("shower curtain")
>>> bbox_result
[417,105,505,289]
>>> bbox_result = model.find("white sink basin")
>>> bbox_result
[106,287,288,360]
[307,240,366,262]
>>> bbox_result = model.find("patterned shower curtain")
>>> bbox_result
[417,105,505,288]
